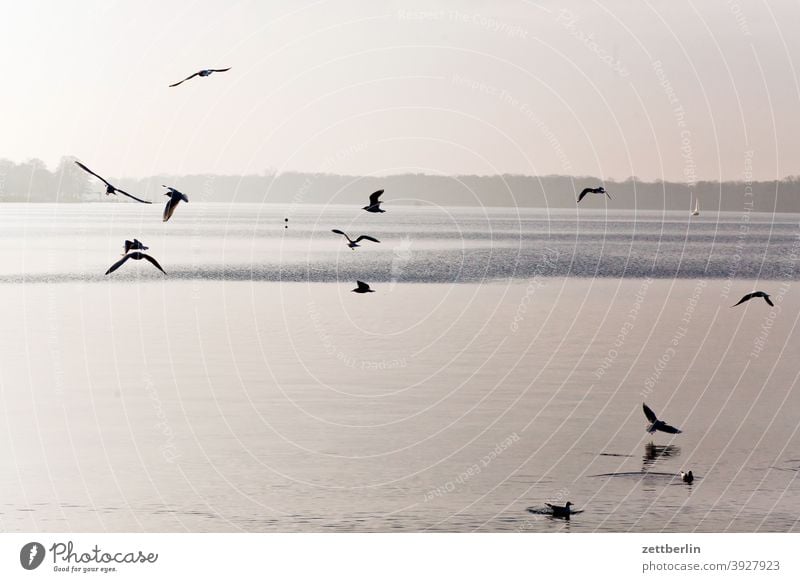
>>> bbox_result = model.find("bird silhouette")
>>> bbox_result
[352,280,374,293]
[577,186,611,203]
[732,291,774,307]
[105,252,166,276]
[162,186,189,222]
[363,189,385,213]
[643,403,682,434]
[331,229,380,249]
[74,161,151,204]
[169,68,231,87]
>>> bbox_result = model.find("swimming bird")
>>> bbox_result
[546,502,574,518]
[162,186,189,222]
[732,291,774,307]
[331,229,380,249]
[643,403,682,434]
[577,186,611,203]
[123,239,148,255]
[363,189,385,213]
[352,280,374,293]
[681,470,694,484]
[74,161,151,204]
[105,252,166,276]
[169,68,231,87]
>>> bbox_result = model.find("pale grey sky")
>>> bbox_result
[1,0,798,182]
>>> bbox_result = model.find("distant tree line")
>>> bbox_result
[2,156,800,212]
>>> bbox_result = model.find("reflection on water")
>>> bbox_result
[643,443,681,470]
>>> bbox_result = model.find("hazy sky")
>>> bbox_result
[1,0,799,182]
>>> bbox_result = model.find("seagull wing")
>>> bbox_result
[141,253,166,274]
[169,72,200,87]
[545,503,555,509]
[764,295,774,307]
[163,198,177,222]
[356,280,371,291]
[74,161,112,188]
[354,235,380,244]
[577,188,591,203]
[209,68,231,73]
[115,188,152,204]
[658,423,682,434]
[732,292,757,307]
[368,190,384,205]
[105,254,132,275]
[331,229,352,242]
[643,403,658,423]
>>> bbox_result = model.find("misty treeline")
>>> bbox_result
[2,157,800,212]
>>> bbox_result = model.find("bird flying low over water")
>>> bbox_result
[681,470,694,484]
[162,186,189,222]
[352,280,374,293]
[123,239,148,255]
[169,68,231,87]
[331,229,380,249]
[363,190,385,213]
[74,161,152,204]
[643,403,682,434]
[105,252,166,276]
[577,186,611,203]
[732,291,774,307]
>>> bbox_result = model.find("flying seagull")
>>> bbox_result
[162,186,189,222]
[169,68,231,87]
[352,280,374,294]
[577,186,611,203]
[546,502,574,518]
[331,229,380,249]
[681,470,694,484]
[732,291,774,307]
[643,403,682,434]
[105,252,166,276]
[363,189,385,213]
[74,161,151,204]
[123,239,148,255]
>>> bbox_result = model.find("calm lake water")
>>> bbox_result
[1,203,799,532]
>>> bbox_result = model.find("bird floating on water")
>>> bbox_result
[105,252,166,276]
[162,186,189,222]
[546,502,574,518]
[681,470,694,484]
[352,280,374,293]
[169,68,231,87]
[577,186,611,203]
[123,239,148,255]
[363,190,385,213]
[332,229,380,249]
[732,291,773,307]
[74,161,151,204]
[643,403,682,434]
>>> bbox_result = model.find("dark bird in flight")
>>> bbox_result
[577,186,611,203]
[363,189,385,213]
[643,403,682,434]
[123,239,148,255]
[74,161,151,204]
[105,252,166,276]
[546,502,574,518]
[162,186,189,222]
[352,280,374,294]
[169,68,231,87]
[732,291,774,307]
[681,470,694,484]
[331,229,380,249]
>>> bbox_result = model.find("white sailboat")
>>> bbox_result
[691,196,700,216]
